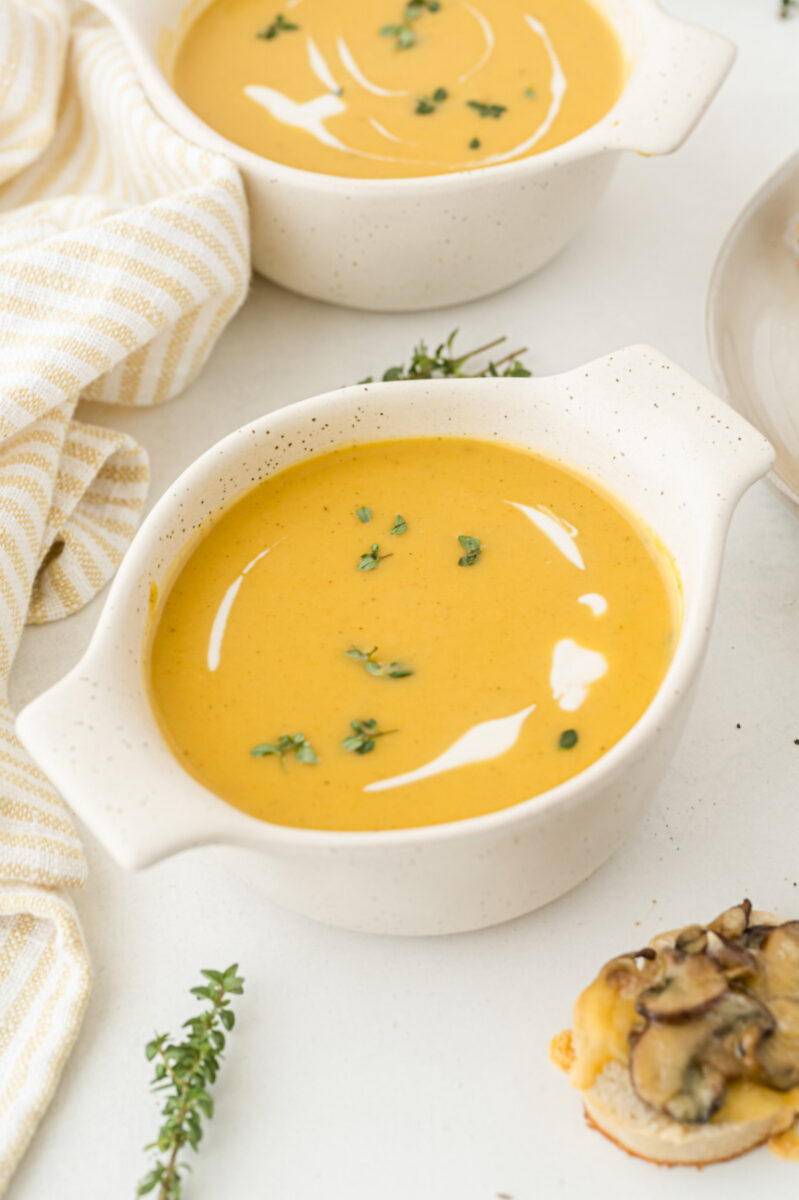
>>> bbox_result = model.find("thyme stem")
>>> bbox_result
[138,966,245,1200]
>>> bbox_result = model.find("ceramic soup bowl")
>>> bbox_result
[16,346,772,936]
[92,0,734,311]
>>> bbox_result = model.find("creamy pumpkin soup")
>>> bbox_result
[148,438,679,832]
[170,0,626,178]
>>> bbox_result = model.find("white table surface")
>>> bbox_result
[7,1,799,1196]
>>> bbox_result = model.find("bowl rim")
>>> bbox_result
[27,346,770,860]
[705,144,799,511]
[92,0,733,195]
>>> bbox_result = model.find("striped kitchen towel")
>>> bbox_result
[0,0,249,1187]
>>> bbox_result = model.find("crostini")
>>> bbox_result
[552,902,799,1165]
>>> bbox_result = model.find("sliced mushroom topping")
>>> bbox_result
[635,950,727,1023]
[705,930,757,982]
[630,992,773,1123]
[756,923,799,999]
[709,900,752,940]
[757,997,799,1091]
[599,903,799,1124]
[631,1018,718,1122]
[742,923,779,950]
[675,925,708,956]
[602,950,662,999]
[702,994,774,1078]
[666,1063,727,1125]
[631,1014,728,1122]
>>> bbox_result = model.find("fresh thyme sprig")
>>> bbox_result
[467,100,507,119]
[380,0,440,49]
[138,965,245,1200]
[347,646,413,678]
[342,718,397,754]
[457,535,481,566]
[257,12,299,38]
[358,542,391,571]
[359,329,531,383]
[251,732,317,765]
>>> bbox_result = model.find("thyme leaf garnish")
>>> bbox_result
[457,535,481,566]
[347,646,413,678]
[359,328,531,383]
[138,965,245,1200]
[356,506,372,523]
[358,543,391,571]
[559,729,578,750]
[381,23,416,49]
[469,136,481,150]
[467,100,507,119]
[251,732,318,766]
[381,0,440,49]
[257,12,299,39]
[342,718,397,754]
[415,87,448,114]
[390,514,407,536]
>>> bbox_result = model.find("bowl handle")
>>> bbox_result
[15,662,254,870]
[609,13,736,157]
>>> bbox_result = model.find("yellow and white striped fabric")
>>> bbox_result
[0,0,250,1188]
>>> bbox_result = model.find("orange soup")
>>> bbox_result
[170,0,626,178]
[148,438,679,831]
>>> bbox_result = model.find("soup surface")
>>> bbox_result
[149,439,679,832]
[170,0,625,178]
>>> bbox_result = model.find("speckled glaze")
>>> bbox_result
[92,0,734,311]
[707,148,799,513]
[16,346,773,935]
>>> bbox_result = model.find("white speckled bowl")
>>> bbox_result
[92,0,734,310]
[16,346,772,935]
[707,148,799,512]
